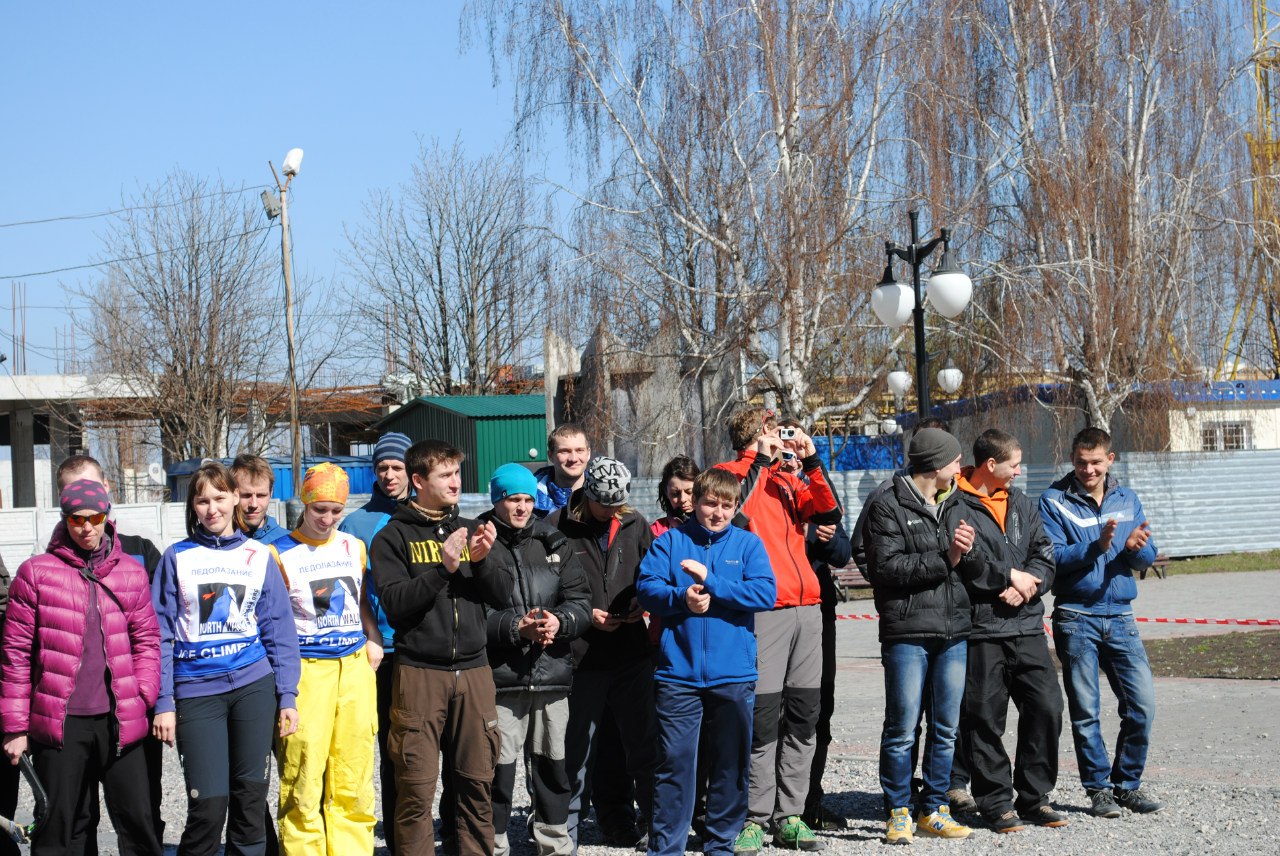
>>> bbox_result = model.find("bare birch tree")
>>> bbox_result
[468,0,906,433]
[908,0,1253,431]
[344,139,549,397]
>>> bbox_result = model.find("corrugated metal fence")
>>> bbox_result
[627,448,1280,559]
[2,449,1274,569]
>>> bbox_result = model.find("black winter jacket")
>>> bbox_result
[864,475,982,642]
[955,479,1057,640]
[477,512,593,692]
[370,504,505,671]
[551,491,653,671]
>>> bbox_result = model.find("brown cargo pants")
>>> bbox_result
[388,662,501,856]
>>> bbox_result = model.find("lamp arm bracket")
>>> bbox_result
[916,234,947,261]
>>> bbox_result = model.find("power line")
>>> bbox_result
[0,184,271,229]
[0,224,276,280]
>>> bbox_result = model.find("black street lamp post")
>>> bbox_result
[872,209,973,421]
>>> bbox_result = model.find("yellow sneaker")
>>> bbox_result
[885,807,913,845]
[915,806,972,839]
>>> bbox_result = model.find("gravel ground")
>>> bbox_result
[25,571,1280,854]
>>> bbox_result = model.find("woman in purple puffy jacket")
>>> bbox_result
[0,479,162,856]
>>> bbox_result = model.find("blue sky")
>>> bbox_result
[0,2,565,374]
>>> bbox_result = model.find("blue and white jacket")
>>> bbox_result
[1038,473,1159,614]
[636,520,776,688]
[339,485,400,649]
[533,466,574,519]
[246,515,289,546]
[151,527,301,713]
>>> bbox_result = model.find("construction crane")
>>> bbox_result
[1234,0,1280,380]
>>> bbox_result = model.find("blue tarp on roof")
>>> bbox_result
[167,455,375,501]
[814,434,903,471]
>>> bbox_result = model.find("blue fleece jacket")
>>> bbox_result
[151,527,301,713]
[637,520,776,688]
[1038,473,1159,614]
[338,484,400,649]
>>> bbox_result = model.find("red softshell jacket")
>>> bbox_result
[715,451,841,608]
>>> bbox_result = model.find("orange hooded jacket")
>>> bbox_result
[714,450,842,608]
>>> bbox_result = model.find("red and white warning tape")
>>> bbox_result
[836,613,1280,626]
[1135,617,1280,626]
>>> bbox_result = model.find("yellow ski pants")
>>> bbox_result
[276,649,377,856]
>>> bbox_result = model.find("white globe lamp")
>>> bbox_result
[925,250,972,319]
[871,263,915,327]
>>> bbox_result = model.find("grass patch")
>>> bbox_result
[1145,630,1280,680]
[1161,550,1280,576]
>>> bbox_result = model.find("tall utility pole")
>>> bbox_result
[269,148,304,525]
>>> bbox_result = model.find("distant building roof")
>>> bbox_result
[1168,380,1280,403]
[898,379,1280,428]
[376,394,546,428]
[413,394,545,418]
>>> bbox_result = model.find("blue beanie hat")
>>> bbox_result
[490,463,538,504]
[374,432,412,465]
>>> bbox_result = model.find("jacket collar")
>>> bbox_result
[483,509,534,546]
[196,526,250,550]
[46,519,121,574]
[679,518,732,546]
[366,482,404,515]
[892,473,958,511]
[392,501,460,527]
[1054,472,1120,504]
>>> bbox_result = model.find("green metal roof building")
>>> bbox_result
[375,394,547,492]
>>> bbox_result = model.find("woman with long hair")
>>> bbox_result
[151,461,301,856]
[651,456,701,538]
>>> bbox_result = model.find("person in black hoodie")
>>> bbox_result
[370,440,501,856]
[954,430,1065,832]
[550,456,658,851]
[479,464,592,856]
[864,428,982,845]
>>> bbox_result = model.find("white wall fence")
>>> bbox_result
[3,449,1277,569]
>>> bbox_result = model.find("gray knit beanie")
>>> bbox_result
[908,428,963,474]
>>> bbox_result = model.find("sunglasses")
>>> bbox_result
[66,512,107,527]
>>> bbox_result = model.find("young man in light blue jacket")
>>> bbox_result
[1038,427,1163,819]
[637,468,777,856]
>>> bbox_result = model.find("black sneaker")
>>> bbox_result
[1087,789,1122,819]
[989,810,1025,834]
[600,824,641,848]
[800,803,847,831]
[1018,805,1069,828]
[1114,787,1164,814]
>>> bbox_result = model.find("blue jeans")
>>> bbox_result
[1052,609,1156,792]
[879,639,966,815]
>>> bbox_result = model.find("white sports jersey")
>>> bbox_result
[171,538,272,678]
[274,530,368,658]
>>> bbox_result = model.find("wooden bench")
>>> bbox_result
[1139,553,1170,580]
[831,567,871,602]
